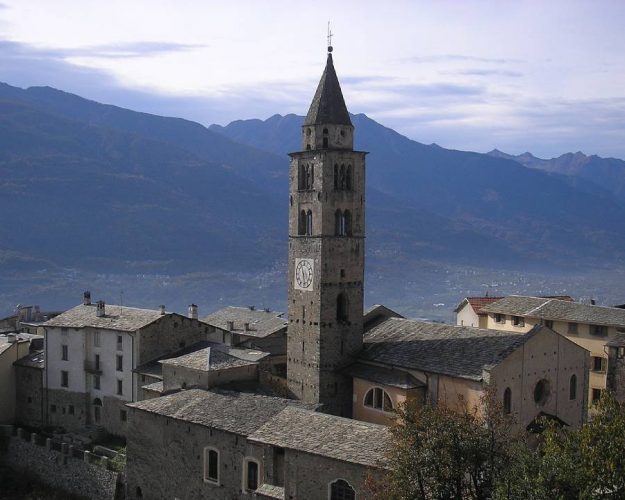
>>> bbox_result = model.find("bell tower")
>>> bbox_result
[286,44,366,416]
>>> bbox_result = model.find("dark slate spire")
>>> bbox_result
[304,52,352,127]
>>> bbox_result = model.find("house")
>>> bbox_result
[41,293,207,435]
[454,295,574,328]
[349,318,588,429]
[13,348,45,428]
[482,295,625,407]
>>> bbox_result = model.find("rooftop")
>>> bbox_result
[202,306,286,338]
[160,343,268,371]
[482,296,625,328]
[14,349,45,369]
[361,318,535,381]
[44,303,166,332]
[128,389,313,436]
[345,362,424,390]
[249,406,390,468]
[455,295,574,314]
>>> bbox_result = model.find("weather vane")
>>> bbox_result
[327,20,333,52]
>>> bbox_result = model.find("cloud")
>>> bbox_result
[457,68,523,78]
[404,54,521,65]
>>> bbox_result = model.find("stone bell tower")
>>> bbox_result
[286,45,366,416]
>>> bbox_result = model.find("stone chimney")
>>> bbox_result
[244,322,250,332]
[7,333,17,343]
[96,300,105,317]
[159,305,166,315]
[188,304,198,320]
[226,320,234,331]
[83,291,91,305]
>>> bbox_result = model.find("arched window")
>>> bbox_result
[339,164,346,190]
[334,164,339,189]
[346,165,352,190]
[343,210,352,236]
[336,293,348,322]
[364,387,393,412]
[503,387,511,414]
[306,210,313,236]
[330,479,355,500]
[298,163,305,190]
[308,164,314,189]
[569,374,577,400]
[335,209,343,236]
[298,210,307,236]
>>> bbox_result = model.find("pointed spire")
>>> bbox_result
[304,51,352,127]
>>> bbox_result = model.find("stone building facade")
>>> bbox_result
[287,49,366,417]
[13,349,45,428]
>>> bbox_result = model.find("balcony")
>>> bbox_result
[84,360,102,374]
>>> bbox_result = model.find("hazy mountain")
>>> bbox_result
[2,81,625,287]
[488,149,625,200]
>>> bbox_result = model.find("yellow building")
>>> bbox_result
[349,317,588,430]
[481,295,625,408]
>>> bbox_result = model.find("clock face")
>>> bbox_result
[294,258,314,291]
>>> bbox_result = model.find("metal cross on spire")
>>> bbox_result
[327,21,333,53]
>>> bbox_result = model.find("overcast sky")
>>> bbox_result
[1,0,625,159]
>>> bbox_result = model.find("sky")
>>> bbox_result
[1,0,625,159]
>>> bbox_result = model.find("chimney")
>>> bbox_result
[159,305,166,315]
[83,291,91,305]
[96,301,105,317]
[244,322,250,332]
[226,320,234,331]
[591,299,596,305]
[7,333,17,343]
[248,305,255,311]
[188,304,198,320]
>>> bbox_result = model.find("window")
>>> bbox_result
[93,398,102,423]
[533,379,549,405]
[364,387,393,412]
[61,370,68,388]
[94,331,100,347]
[61,344,68,361]
[116,354,123,372]
[95,354,100,370]
[334,164,339,189]
[544,320,554,329]
[203,448,219,484]
[569,375,577,400]
[243,459,259,491]
[592,388,603,405]
[298,210,307,235]
[117,335,123,350]
[503,387,512,414]
[512,316,524,327]
[336,293,348,323]
[568,322,578,334]
[330,479,355,500]
[298,163,314,190]
[335,209,343,236]
[346,165,353,190]
[120,409,127,422]
[51,404,57,413]
[69,405,75,415]
[117,379,123,395]
[590,324,608,336]
[592,356,606,372]
[306,210,313,236]
[94,375,100,390]
[495,313,505,324]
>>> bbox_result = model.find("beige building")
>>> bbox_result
[0,333,34,424]
[481,295,625,407]
[350,318,589,430]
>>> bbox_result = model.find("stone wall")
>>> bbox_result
[102,396,129,437]
[14,365,44,428]
[0,427,119,500]
[126,406,253,499]
[46,388,89,431]
[607,346,625,402]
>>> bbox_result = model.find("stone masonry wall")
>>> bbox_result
[0,429,118,500]
[14,365,43,428]
[46,388,89,431]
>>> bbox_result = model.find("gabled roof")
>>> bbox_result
[483,295,625,327]
[361,317,536,381]
[345,362,424,390]
[202,306,286,338]
[303,52,352,127]
[44,303,166,332]
[248,406,390,468]
[364,304,404,332]
[454,297,503,314]
[160,342,269,371]
[127,389,313,436]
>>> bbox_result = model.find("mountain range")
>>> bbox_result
[1,81,625,315]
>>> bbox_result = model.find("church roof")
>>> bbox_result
[303,53,352,127]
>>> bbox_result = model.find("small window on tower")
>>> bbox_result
[336,293,348,323]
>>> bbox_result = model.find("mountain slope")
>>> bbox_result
[488,149,625,201]
[210,113,625,268]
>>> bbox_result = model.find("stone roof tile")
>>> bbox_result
[202,307,286,339]
[44,303,166,332]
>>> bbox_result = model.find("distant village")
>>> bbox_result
[3,47,625,500]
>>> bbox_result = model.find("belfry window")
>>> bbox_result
[336,293,348,322]
[323,127,329,148]
[298,210,307,235]
[298,163,314,190]
[306,210,313,236]
[364,387,393,412]
[330,479,355,500]
[334,163,353,191]
[335,210,352,236]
